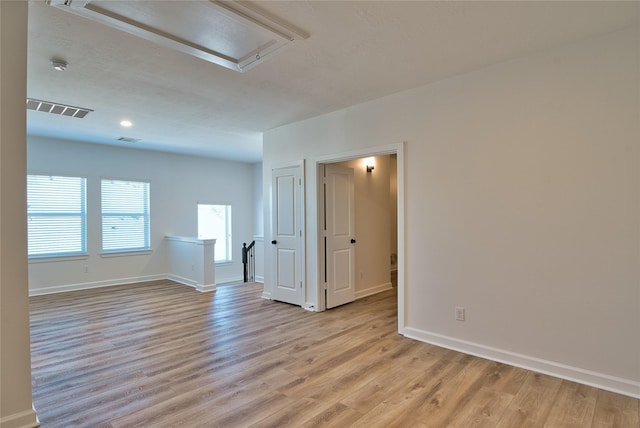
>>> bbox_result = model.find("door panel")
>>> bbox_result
[330,172,351,235]
[276,175,295,236]
[325,164,356,309]
[271,165,304,306]
[332,248,352,291]
[276,248,296,291]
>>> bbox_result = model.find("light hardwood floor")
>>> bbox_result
[30,280,639,427]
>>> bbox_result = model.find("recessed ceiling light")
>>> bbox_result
[120,120,133,128]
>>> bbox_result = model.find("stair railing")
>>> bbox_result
[242,240,255,283]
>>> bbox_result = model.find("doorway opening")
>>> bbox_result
[314,142,405,334]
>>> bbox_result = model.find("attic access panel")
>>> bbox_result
[47,0,308,72]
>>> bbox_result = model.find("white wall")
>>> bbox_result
[27,136,255,293]
[252,162,263,236]
[0,2,39,426]
[263,28,639,396]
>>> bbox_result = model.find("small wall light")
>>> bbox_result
[364,157,375,173]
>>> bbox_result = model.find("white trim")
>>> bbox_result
[303,302,317,312]
[315,163,327,311]
[168,274,216,293]
[403,326,640,399]
[396,143,406,335]
[28,254,89,263]
[29,274,166,296]
[254,235,264,283]
[0,406,39,428]
[355,282,393,300]
[100,249,153,258]
[313,142,401,163]
[215,275,243,284]
[165,236,216,245]
[261,291,272,300]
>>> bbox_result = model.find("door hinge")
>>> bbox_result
[322,177,327,184]
[300,230,302,237]
[300,281,303,289]
[299,178,302,185]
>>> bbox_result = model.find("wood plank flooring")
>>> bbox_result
[30,280,639,427]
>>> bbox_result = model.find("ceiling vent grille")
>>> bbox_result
[27,98,93,118]
[117,136,141,143]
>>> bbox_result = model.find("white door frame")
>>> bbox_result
[314,142,406,335]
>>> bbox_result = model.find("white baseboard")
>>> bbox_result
[356,282,393,300]
[403,326,640,399]
[303,302,317,312]
[0,406,39,428]
[255,275,264,283]
[29,274,166,296]
[215,275,243,284]
[261,291,271,300]
[167,274,216,293]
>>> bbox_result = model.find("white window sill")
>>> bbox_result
[28,254,89,263]
[101,250,153,258]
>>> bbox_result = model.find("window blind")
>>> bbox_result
[27,175,87,258]
[101,179,150,253]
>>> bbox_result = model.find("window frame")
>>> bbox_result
[100,178,151,255]
[27,174,88,260]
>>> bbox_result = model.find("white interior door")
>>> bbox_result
[325,164,356,309]
[271,165,304,306]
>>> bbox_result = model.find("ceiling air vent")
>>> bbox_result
[27,98,93,118]
[117,136,141,143]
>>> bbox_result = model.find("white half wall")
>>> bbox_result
[166,236,216,292]
[27,137,255,293]
[263,28,640,397]
[254,235,264,283]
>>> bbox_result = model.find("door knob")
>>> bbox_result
[271,240,277,245]
[350,238,356,244]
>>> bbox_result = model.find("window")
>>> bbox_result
[101,179,150,253]
[27,175,87,258]
[198,204,232,262]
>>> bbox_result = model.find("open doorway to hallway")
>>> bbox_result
[320,154,398,310]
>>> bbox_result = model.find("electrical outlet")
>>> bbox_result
[455,307,465,321]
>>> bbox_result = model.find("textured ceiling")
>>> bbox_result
[27,1,639,163]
